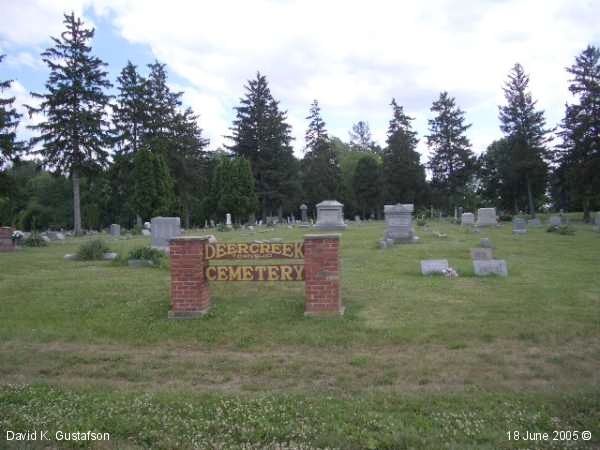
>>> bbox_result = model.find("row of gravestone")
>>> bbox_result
[421,238,508,277]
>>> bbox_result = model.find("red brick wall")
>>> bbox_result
[303,234,344,316]
[0,227,15,252]
[168,236,211,318]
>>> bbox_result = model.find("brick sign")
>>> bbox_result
[168,234,343,318]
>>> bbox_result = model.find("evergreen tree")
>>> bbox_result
[349,120,376,152]
[498,63,550,216]
[426,91,476,213]
[478,138,523,211]
[26,13,112,235]
[0,54,22,171]
[144,61,182,142]
[382,99,426,205]
[112,61,147,156]
[228,72,296,218]
[353,154,382,218]
[555,46,600,220]
[131,146,175,219]
[302,100,341,208]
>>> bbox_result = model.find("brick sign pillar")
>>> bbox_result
[169,236,211,318]
[0,227,15,252]
[303,234,344,316]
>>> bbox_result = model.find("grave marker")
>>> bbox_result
[420,259,449,275]
[473,259,508,277]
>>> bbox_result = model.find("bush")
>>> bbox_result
[416,219,427,227]
[77,239,109,260]
[23,232,48,247]
[499,215,513,222]
[547,225,575,235]
[127,246,165,265]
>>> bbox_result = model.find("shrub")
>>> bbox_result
[127,246,165,265]
[499,215,513,222]
[23,232,48,247]
[416,219,427,227]
[77,239,109,260]
[547,225,575,235]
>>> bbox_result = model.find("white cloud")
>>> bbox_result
[2,0,599,159]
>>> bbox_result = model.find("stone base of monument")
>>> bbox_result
[314,223,347,230]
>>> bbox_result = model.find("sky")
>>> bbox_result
[1,0,600,161]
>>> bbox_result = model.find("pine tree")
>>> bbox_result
[26,13,112,235]
[382,99,426,205]
[498,63,550,216]
[302,100,341,208]
[0,54,22,170]
[349,121,375,152]
[555,46,600,220]
[131,146,175,219]
[353,155,382,218]
[426,91,476,213]
[228,72,296,218]
[112,61,147,156]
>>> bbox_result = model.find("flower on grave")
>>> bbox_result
[11,231,24,242]
[443,267,459,279]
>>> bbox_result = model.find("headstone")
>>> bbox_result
[528,218,542,227]
[476,208,497,227]
[420,259,449,275]
[470,247,493,260]
[102,252,118,261]
[299,203,309,227]
[46,231,58,241]
[151,217,181,248]
[383,203,418,243]
[354,215,361,224]
[64,253,78,260]
[314,200,347,230]
[210,219,215,228]
[461,212,475,226]
[144,221,151,230]
[512,217,527,234]
[225,213,232,229]
[55,232,65,240]
[142,229,151,236]
[110,224,121,237]
[204,220,208,229]
[473,259,508,277]
[549,216,562,228]
[480,238,493,248]
[594,212,600,231]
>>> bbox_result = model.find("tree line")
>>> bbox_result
[1,13,599,232]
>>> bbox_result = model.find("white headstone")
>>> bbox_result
[151,217,181,248]
[225,213,232,228]
[420,259,449,275]
[473,259,508,277]
[476,208,497,227]
[314,200,347,230]
[110,224,121,237]
[461,212,475,226]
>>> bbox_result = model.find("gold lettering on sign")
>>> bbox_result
[205,264,305,281]
[206,242,304,260]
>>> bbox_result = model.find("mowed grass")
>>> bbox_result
[1,218,599,449]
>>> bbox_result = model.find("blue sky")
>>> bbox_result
[1,0,600,160]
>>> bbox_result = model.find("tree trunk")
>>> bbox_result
[72,168,82,235]
[526,173,535,217]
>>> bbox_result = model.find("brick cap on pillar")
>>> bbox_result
[303,233,341,240]
[169,235,211,243]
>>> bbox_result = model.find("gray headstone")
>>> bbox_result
[110,224,121,237]
[470,247,493,260]
[480,238,493,248]
[141,229,151,236]
[420,259,449,275]
[225,213,232,228]
[512,218,527,234]
[528,218,542,227]
[314,200,347,230]
[151,217,181,248]
[102,252,118,261]
[476,208,497,227]
[461,212,475,226]
[473,259,508,277]
[549,216,562,228]
[383,203,418,243]
[300,204,308,223]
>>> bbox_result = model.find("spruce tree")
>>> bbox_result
[555,46,600,220]
[426,92,476,213]
[26,13,112,235]
[131,146,175,219]
[353,155,382,218]
[302,100,341,208]
[382,99,426,205]
[349,121,375,152]
[228,72,296,218]
[498,63,550,216]
[0,54,22,170]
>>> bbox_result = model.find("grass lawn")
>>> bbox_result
[1,218,599,449]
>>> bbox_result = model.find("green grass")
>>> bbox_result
[1,220,599,449]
